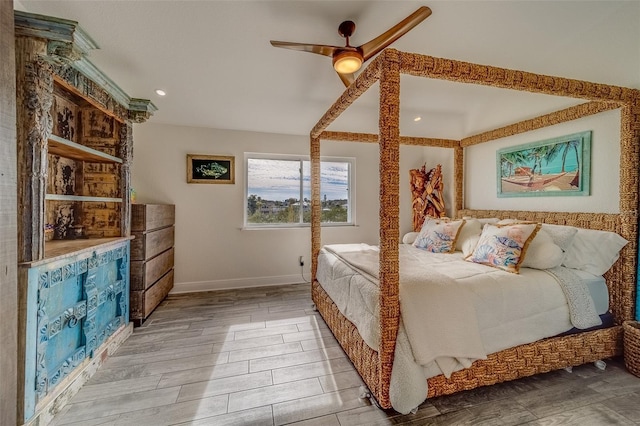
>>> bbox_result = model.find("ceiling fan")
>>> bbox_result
[270,6,432,87]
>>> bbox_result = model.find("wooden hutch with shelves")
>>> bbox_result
[14,11,156,425]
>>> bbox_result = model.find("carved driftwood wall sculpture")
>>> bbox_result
[410,164,445,231]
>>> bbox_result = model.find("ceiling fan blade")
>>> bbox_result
[359,6,432,61]
[270,41,339,57]
[336,71,355,87]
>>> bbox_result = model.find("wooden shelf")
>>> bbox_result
[45,194,123,203]
[48,134,123,164]
[44,237,124,260]
[17,236,133,267]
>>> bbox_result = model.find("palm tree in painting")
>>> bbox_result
[560,139,581,172]
[540,142,564,172]
[500,156,513,178]
[541,139,581,173]
[529,143,567,175]
[501,150,528,177]
[527,145,553,175]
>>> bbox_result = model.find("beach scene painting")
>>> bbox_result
[497,131,591,197]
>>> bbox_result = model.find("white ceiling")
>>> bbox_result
[15,1,640,140]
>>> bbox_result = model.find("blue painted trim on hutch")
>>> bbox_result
[14,10,157,115]
[23,267,39,421]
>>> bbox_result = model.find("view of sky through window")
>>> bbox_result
[247,158,348,202]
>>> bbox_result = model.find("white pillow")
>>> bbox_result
[496,218,518,224]
[562,228,629,276]
[521,229,564,270]
[455,219,482,252]
[402,232,419,245]
[463,216,499,224]
[477,217,500,225]
[461,234,480,257]
[540,223,579,252]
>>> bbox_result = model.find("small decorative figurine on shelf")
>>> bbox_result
[54,204,74,239]
[72,225,84,238]
[44,224,54,242]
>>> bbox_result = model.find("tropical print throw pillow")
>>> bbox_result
[413,219,466,253]
[466,223,540,273]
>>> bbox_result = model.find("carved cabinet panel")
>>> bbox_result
[21,241,130,421]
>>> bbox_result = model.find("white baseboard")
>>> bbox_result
[170,274,310,294]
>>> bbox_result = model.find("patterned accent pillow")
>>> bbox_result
[466,223,540,273]
[413,219,466,253]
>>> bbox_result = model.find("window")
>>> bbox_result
[245,154,354,227]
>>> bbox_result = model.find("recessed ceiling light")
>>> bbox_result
[413,116,422,122]
[155,89,166,96]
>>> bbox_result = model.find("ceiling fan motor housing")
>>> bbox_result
[338,20,356,40]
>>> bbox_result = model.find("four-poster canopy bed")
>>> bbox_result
[309,48,640,412]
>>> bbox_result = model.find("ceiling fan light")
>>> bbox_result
[333,51,363,74]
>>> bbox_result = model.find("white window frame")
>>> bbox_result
[244,152,355,228]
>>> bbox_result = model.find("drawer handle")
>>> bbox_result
[67,314,78,328]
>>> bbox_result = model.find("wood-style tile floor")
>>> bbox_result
[51,283,640,425]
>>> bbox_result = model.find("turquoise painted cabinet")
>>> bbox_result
[22,241,130,422]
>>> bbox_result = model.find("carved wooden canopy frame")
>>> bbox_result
[309,48,640,409]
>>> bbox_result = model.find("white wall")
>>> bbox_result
[132,108,615,293]
[132,123,428,292]
[465,109,621,213]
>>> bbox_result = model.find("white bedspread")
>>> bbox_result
[317,243,602,414]
[324,244,487,376]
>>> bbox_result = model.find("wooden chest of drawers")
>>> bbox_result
[130,204,175,325]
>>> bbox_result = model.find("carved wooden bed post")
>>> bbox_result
[454,146,464,213]
[377,48,402,407]
[310,135,321,283]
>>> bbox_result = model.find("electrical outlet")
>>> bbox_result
[299,256,304,267]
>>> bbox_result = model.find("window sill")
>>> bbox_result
[241,223,357,230]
